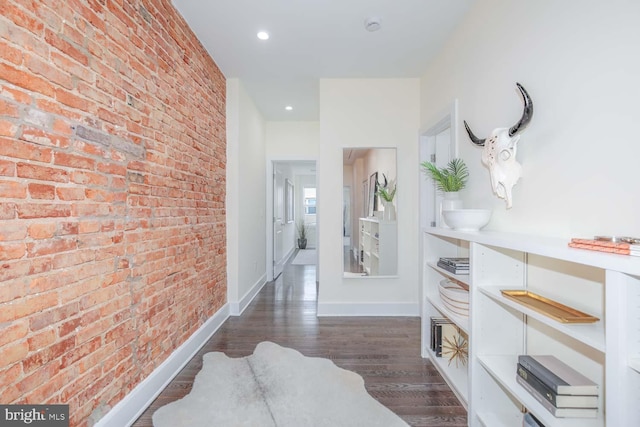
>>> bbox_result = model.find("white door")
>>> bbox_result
[273,166,285,278]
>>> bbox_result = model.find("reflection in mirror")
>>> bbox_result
[343,148,397,277]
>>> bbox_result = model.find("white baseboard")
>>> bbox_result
[229,273,267,316]
[94,304,230,427]
[284,247,296,264]
[317,302,419,317]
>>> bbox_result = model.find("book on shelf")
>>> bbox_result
[436,261,469,275]
[429,317,446,353]
[429,317,456,357]
[516,376,598,418]
[568,238,640,256]
[523,412,545,427]
[438,257,469,267]
[518,355,599,396]
[517,363,598,408]
[568,241,630,255]
[436,260,469,269]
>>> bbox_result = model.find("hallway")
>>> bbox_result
[133,257,466,426]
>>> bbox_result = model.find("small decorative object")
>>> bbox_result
[463,83,533,209]
[594,235,640,244]
[442,331,468,368]
[420,158,468,228]
[500,290,599,323]
[441,208,492,232]
[296,220,307,249]
[376,173,396,221]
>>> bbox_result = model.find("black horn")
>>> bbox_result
[508,83,533,137]
[464,120,485,146]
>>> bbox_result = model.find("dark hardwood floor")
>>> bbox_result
[132,253,467,426]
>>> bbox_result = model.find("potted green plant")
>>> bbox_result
[420,158,469,192]
[421,158,469,227]
[296,220,307,249]
[376,173,397,220]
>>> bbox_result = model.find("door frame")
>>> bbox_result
[418,99,459,229]
[273,166,285,279]
[266,157,318,282]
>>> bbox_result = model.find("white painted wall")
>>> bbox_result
[318,79,420,316]
[266,121,320,159]
[226,79,267,311]
[420,0,640,237]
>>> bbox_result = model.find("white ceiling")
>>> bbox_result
[172,0,475,121]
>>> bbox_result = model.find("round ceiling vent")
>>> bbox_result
[364,17,381,32]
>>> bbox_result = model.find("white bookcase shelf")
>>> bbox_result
[420,228,640,427]
[478,355,603,427]
[424,341,469,409]
[426,261,470,286]
[478,286,605,352]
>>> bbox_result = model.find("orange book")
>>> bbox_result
[568,240,630,255]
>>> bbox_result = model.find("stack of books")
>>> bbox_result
[429,317,455,357]
[436,257,469,275]
[568,237,640,256]
[517,355,599,418]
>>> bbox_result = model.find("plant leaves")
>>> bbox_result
[420,158,468,192]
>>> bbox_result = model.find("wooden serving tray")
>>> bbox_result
[500,290,599,323]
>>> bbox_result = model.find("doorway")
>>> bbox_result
[267,160,317,281]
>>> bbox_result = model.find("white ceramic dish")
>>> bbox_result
[438,279,469,302]
[438,279,469,317]
[441,299,469,317]
[442,209,491,231]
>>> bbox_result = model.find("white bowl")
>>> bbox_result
[442,209,491,231]
[438,279,469,317]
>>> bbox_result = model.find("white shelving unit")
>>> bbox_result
[421,233,471,408]
[420,227,640,427]
[359,218,397,275]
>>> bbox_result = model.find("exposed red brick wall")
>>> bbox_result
[0,0,226,425]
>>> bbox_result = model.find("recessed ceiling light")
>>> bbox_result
[257,31,269,40]
[285,106,293,111]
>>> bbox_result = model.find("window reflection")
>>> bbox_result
[304,187,316,214]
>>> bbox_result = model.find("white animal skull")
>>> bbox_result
[464,83,533,209]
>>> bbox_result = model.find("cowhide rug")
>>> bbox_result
[152,341,408,427]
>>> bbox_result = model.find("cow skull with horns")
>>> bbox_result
[464,83,533,209]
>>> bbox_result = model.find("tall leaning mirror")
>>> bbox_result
[343,148,397,277]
